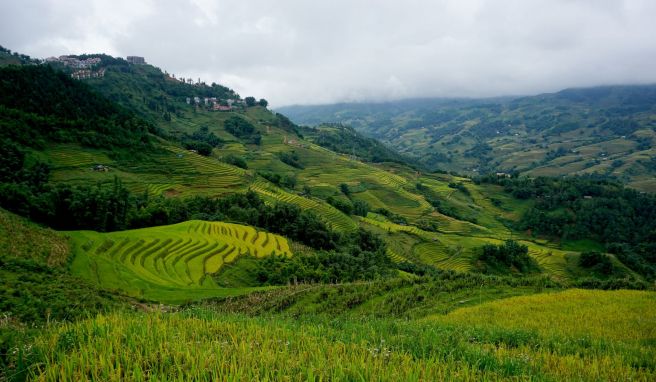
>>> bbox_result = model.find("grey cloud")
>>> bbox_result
[1,0,655,106]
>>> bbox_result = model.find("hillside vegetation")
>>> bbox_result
[278,86,656,192]
[2,51,656,381]
[1,60,654,290]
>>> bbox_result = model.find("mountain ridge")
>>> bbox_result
[277,84,656,192]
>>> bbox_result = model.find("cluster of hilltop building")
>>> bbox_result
[45,55,102,68]
[46,55,147,80]
[186,96,245,111]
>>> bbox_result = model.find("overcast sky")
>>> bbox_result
[1,0,655,107]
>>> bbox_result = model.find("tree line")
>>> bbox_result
[0,65,154,150]
[476,174,656,279]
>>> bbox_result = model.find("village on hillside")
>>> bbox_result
[46,54,247,112]
[185,96,245,112]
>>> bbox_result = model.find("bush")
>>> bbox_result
[375,208,407,225]
[224,116,261,145]
[353,200,369,217]
[258,171,281,186]
[281,174,297,189]
[579,251,614,275]
[223,154,248,169]
[479,240,538,274]
[278,151,303,169]
[340,183,351,196]
[448,182,470,196]
[181,126,223,155]
[327,196,353,215]
[184,141,213,156]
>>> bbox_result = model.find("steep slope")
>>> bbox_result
[1,54,650,296]
[0,208,119,324]
[277,86,656,192]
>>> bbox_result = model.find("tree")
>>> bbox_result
[579,251,614,275]
[222,154,248,169]
[339,183,351,196]
[327,196,353,215]
[245,97,256,107]
[281,174,297,189]
[353,200,369,217]
[479,240,537,273]
[258,98,268,108]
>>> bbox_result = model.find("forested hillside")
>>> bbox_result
[278,86,656,192]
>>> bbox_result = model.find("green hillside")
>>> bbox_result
[1,50,656,381]
[0,208,119,324]
[1,59,654,288]
[277,86,656,192]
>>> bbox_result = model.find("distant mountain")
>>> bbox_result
[278,85,656,192]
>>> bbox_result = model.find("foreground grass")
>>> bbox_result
[17,289,656,381]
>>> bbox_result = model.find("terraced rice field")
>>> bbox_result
[386,248,409,263]
[44,144,113,168]
[69,220,291,301]
[44,144,250,197]
[128,146,248,195]
[436,247,475,272]
[250,179,358,232]
[361,216,475,272]
[360,216,432,239]
[526,245,571,281]
[412,242,450,265]
[430,213,492,237]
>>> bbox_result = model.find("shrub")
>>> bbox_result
[327,196,353,215]
[353,200,369,217]
[278,151,303,169]
[479,240,538,274]
[222,154,248,169]
[579,251,614,275]
[340,183,351,196]
[224,116,261,145]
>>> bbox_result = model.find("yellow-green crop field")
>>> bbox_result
[250,178,358,232]
[43,144,250,197]
[69,220,291,302]
[24,289,656,381]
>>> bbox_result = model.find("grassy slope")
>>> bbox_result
[31,81,612,286]
[68,220,291,303]
[1,59,628,303]
[197,275,552,318]
[0,209,119,324]
[22,289,656,381]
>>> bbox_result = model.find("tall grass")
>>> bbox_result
[19,289,656,381]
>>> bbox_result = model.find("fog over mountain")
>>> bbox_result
[2,0,656,106]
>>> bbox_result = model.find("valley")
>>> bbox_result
[1,48,654,381]
[278,87,656,192]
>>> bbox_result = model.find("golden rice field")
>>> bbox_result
[23,289,656,381]
[68,220,291,302]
